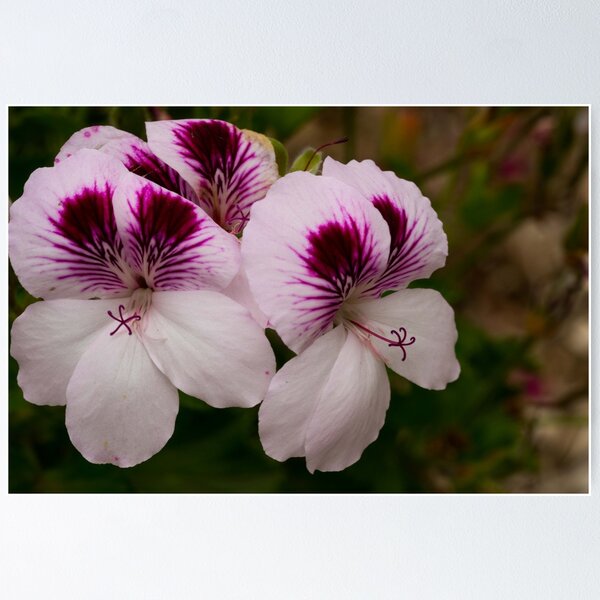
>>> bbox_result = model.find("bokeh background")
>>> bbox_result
[8,106,589,493]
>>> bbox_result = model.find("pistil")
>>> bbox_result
[107,305,142,336]
[348,319,416,361]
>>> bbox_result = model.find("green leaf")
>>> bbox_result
[290,148,323,174]
[269,137,288,176]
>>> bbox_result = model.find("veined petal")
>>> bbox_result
[113,173,240,291]
[55,125,137,164]
[349,289,460,390]
[141,290,275,409]
[323,158,448,294]
[9,150,136,299]
[10,298,117,406]
[259,326,347,462]
[242,171,391,353]
[221,266,269,328]
[65,321,178,468]
[100,136,198,202]
[57,126,198,202]
[146,119,279,231]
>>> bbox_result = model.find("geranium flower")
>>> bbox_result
[55,119,278,325]
[9,150,275,467]
[56,119,279,233]
[242,158,460,473]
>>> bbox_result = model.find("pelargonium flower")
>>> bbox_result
[56,119,279,232]
[242,158,460,473]
[9,149,275,467]
[56,119,279,325]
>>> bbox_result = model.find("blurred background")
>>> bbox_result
[8,106,589,493]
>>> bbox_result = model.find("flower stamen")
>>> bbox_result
[107,304,141,336]
[348,320,416,361]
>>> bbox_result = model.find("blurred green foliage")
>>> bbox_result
[8,106,588,493]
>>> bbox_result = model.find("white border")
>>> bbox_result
[1,2,598,598]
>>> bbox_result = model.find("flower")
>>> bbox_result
[242,158,460,473]
[55,119,279,326]
[56,119,279,233]
[9,150,275,467]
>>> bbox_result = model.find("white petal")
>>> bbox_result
[10,298,116,406]
[221,266,269,328]
[259,326,391,473]
[65,323,178,467]
[141,290,276,409]
[350,288,460,390]
[304,331,391,473]
[259,326,347,462]
[55,125,137,163]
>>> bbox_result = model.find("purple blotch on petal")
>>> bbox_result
[123,184,217,290]
[48,184,132,294]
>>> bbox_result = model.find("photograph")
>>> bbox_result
[8,105,589,493]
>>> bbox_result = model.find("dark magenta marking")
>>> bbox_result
[287,215,383,337]
[368,194,431,293]
[172,120,271,229]
[301,217,380,298]
[124,184,215,290]
[123,142,197,202]
[48,183,130,293]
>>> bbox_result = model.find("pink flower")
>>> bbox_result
[10,150,275,467]
[242,158,460,473]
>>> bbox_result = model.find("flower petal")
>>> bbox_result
[10,298,116,406]
[100,136,198,202]
[259,326,347,462]
[141,290,276,409]
[10,150,137,299]
[259,326,391,473]
[304,331,390,473]
[55,125,137,164]
[65,320,178,467]
[242,171,391,353]
[221,266,269,328]
[113,172,240,291]
[146,119,278,231]
[349,288,460,390]
[56,126,198,201]
[323,157,448,294]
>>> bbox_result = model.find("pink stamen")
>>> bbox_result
[349,320,416,361]
[107,304,141,336]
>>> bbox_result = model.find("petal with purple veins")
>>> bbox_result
[100,136,199,202]
[242,171,391,353]
[146,119,279,231]
[323,157,448,295]
[112,173,240,292]
[9,150,137,299]
[57,125,198,202]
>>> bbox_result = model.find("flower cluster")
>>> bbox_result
[9,118,460,472]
